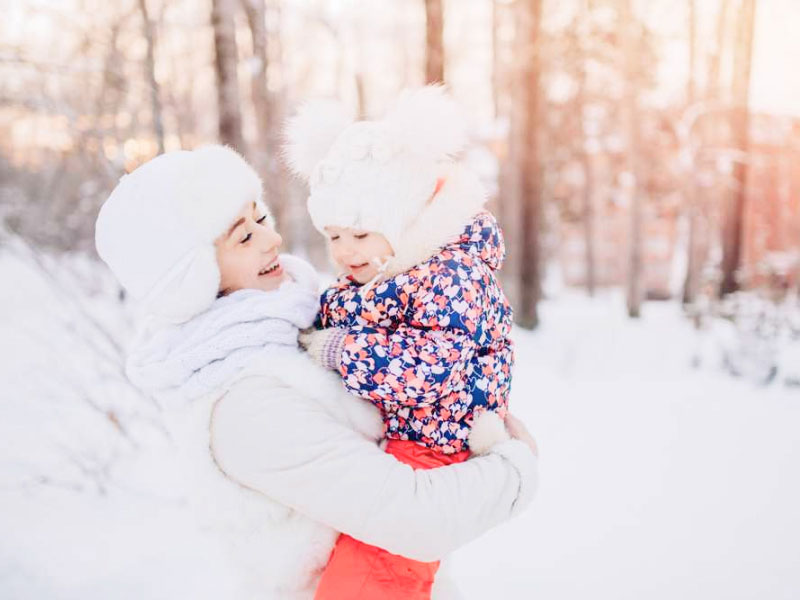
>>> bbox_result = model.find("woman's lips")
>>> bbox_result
[258,259,283,278]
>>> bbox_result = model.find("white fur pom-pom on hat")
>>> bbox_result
[283,98,355,180]
[95,145,264,324]
[382,85,469,162]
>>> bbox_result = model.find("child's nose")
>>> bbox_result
[338,243,357,261]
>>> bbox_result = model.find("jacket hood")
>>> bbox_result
[450,211,506,272]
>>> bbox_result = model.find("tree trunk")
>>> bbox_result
[211,0,246,153]
[580,150,596,297]
[682,0,698,305]
[621,0,643,318]
[515,0,543,329]
[242,0,289,238]
[708,0,730,100]
[578,0,596,297]
[684,0,729,304]
[138,0,165,154]
[424,0,445,84]
[720,0,756,296]
[491,0,501,118]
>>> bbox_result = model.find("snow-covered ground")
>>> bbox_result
[453,296,800,599]
[1,248,798,599]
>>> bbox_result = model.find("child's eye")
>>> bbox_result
[354,233,369,240]
[329,235,340,242]
[240,232,252,244]
[256,215,268,224]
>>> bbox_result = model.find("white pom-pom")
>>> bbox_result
[383,85,469,161]
[283,99,354,180]
[468,410,511,455]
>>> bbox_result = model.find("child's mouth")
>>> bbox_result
[258,259,283,278]
[349,263,369,272]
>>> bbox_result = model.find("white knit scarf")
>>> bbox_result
[126,255,320,403]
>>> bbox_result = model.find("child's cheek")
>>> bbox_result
[328,244,346,269]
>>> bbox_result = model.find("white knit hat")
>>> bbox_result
[95,145,265,323]
[284,86,488,275]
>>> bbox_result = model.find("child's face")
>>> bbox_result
[215,201,285,296]
[325,226,394,284]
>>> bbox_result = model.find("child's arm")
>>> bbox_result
[306,260,493,408]
[337,322,477,407]
[301,324,477,407]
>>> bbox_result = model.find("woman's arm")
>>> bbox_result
[209,376,537,562]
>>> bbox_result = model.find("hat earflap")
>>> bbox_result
[283,98,355,180]
[383,85,469,162]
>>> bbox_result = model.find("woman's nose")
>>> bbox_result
[257,225,282,251]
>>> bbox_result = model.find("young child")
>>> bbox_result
[287,86,515,599]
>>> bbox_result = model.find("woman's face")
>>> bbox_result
[215,201,286,296]
[324,226,394,284]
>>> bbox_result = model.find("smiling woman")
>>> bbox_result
[215,201,286,297]
[91,144,539,599]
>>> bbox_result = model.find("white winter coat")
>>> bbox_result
[158,345,537,599]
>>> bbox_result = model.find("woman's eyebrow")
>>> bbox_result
[226,217,245,238]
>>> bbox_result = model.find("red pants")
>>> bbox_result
[314,439,470,600]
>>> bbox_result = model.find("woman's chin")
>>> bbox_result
[256,272,287,292]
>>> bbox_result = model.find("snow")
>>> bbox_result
[452,296,800,599]
[1,249,798,599]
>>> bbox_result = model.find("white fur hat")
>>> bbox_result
[95,145,264,323]
[284,86,487,273]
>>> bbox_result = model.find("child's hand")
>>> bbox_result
[299,328,348,371]
[505,413,538,457]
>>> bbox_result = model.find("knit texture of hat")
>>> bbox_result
[95,145,264,324]
[283,85,487,262]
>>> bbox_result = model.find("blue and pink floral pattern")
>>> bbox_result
[317,212,514,454]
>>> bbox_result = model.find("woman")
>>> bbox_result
[94,145,538,599]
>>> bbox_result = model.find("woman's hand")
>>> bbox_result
[505,413,538,457]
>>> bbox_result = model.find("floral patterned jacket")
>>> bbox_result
[317,212,514,454]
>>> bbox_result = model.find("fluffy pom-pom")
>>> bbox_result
[383,85,469,161]
[283,99,354,179]
[468,410,511,455]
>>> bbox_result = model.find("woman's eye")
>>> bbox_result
[240,232,252,244]
[330,235,340,241]
[256,215,267,224]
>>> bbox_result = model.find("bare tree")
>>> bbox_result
[620,0,644,318]
[242,0,290,238]
[424,0,445,84]
[720,0,756,296]
[681,0,699,304]
[683,0,730,304]
[577,0,596,297]
[137,0,165,154]
[211,0,246,153]
[515,0,544,329]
